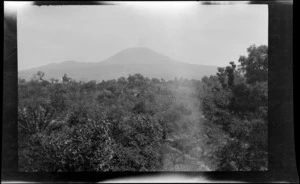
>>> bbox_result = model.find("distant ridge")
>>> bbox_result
[18,47,218,81]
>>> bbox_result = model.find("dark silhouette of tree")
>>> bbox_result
[62,73,71,83]
[31,71,45,81]
[226,61,236,87]
[50,78,56,83]
[152,78,160,83]
[238,45,268,84]
[18,78,26,84]
[37,71,45,80]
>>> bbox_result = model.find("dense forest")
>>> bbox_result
[18,45,268,171]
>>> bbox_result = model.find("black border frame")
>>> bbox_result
[2,1,297,183]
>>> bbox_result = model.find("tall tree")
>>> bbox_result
[238,45,268,84]
[62,73,71,83]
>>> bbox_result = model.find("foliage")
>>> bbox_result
[238,45,268,84]
[19,72,185,171]
[200,44,268,171]
[18,44,268,171]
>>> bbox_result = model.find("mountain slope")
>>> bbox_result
[100,47,179,65]
[18,47,218,81]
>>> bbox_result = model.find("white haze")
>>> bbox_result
[17,3,268,71]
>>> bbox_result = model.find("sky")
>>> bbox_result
[17,2,268,71]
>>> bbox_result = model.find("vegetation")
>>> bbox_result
[200,45,268,171]
[18,45,268,171]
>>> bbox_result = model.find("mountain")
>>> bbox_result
[18,47,218,82]
[100,47,179,65]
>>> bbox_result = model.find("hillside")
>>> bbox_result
[18,47,218,81]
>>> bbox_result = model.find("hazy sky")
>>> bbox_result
[17,2,268,71]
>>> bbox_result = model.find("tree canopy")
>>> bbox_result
[18,44,268,171]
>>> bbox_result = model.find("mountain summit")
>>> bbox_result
[18,47,218,81]
[101,47,178,65]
